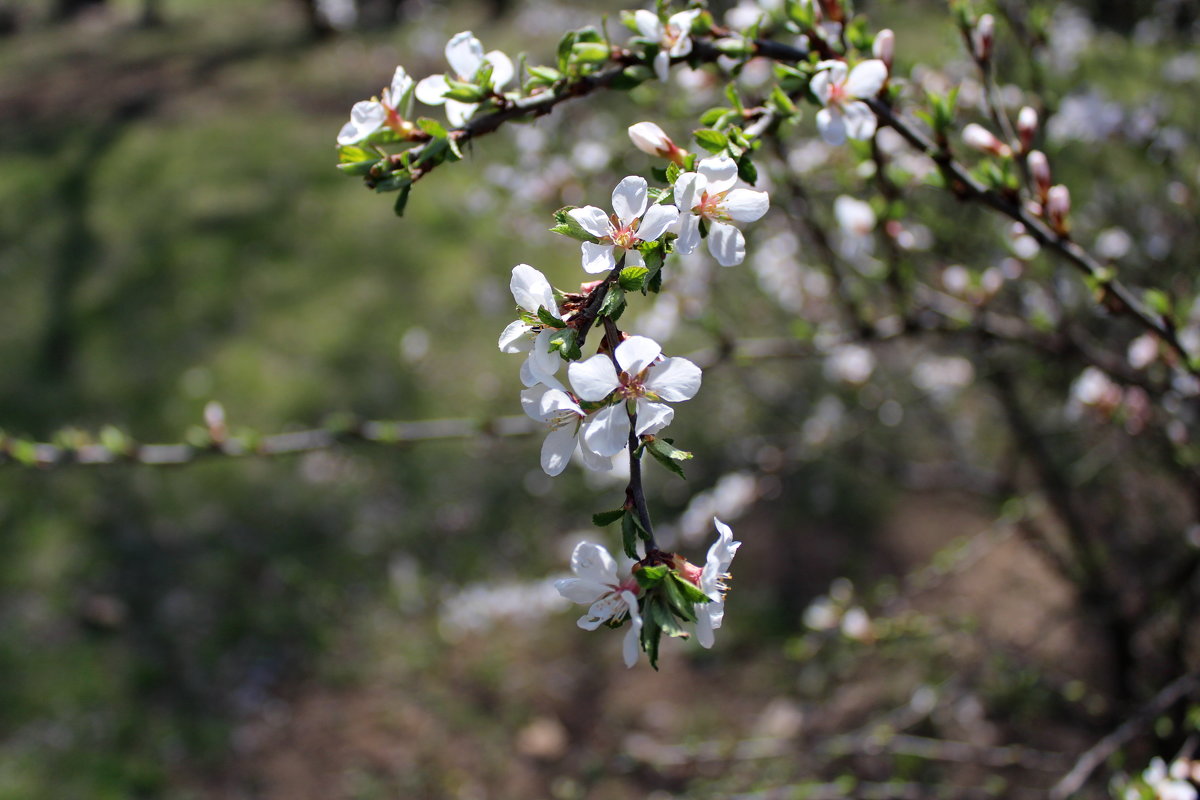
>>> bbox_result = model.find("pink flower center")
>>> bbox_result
[694,191,725,220]
[610,216,640,250]
[827,79,847,107]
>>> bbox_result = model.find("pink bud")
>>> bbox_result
[1027,150,1051,200]
[627,121,687,164]
[974,14,994,61]
[1046,184,1070,233]
[962,122,1011,157]
[1017,106,1037,151]
[203,400,227,442]
[872,29,895,72]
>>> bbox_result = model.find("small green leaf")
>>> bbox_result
[665,162,683,185]
[599,287,626,320]
[670,572,711,605]
[662,577,700,623]
[737,154,758,185]
[1144,289,1172,317]
[635,564,670,589]
[536,306,566,328]
[417,117,448,138]
[556,30,578,72]
[392,184,412,216]
[593,508,626,527]
[699,107,729,127]
[650,595,690,636]
[646,437,692,479]
[337,145,375,163]
[619,266,650,292]
[527,65,562,83]
[643,613,662,670]
[693,128,729,154]
[548,327,580,361]
[571,41,610,64]
[621,512,639,558]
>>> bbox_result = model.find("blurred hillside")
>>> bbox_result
[0,1,1197,798]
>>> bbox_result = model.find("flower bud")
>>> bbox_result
[1027,150,1051,200]
[973,13,994,62]
[962,122,1011,157]
[627,121,688,165]
[1046,184,1070,234]
[872,29,895,72]
[1017,106,1037,151]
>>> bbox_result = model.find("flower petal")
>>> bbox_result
[816,107,847,145]
[414,74,450,106]
[635,400,674,436]
[637,204,679,243]
[568,354,620,401]
[577,440,615,472]
[568,206,612,238]
[388,66,413,105]
[570,540,619,586]
[698,154,739,195]
[498,319,532,354]
[722,188,769,223]
[694,605,716,648]
[612,176,649,226]
[809,68,834,105]
[646,357,702,401]
[445,31,485,78]
[845,59,888,99]
[581,241,616,274]
[675,212,701,255]
[484,49,514,89]
[674,171,707,212]
[707,220,746,267]
[509,263,557,315]
[541,423,577,476]
[528,328,561,380]
[337,101,386,144]
[654,50,671,82]
[634,9,663,39]
[555,576,609,604]
[841,100,877,140]
[621,591,643,667]
[444,99,477,128]
[615,335,662,377]
[538,388,582,419]
[583,403,630,457]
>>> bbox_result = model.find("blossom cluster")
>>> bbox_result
[332,6,909,669]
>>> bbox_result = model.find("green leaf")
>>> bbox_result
[1144,289,1172,317]
[661,578,699,624]
[393,184,412,216]
[643,613,663,670]
[621,512,639,558]
[416,117,448,138]
[634,564,669,589]
[599,287,626,320]
[650,595,690,636]
[646,437,692,479]
[548,327,580,361]
[337,145,375,163]
[699,107,729,126]
[593,508,626,527]
[556,30,578,72]
[571,41,610,64]
[670,572,711,605]
[619,266,650,292]
[526,64,562,83]
[724,82,745,113]
[693,128,729,154]
[549,207,601,242]
[665,162,683,185]
[737,154,758,185]
[769,85,798,116]
[536,306,566,328]
[610,64,653,90]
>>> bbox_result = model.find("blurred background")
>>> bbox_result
[0,0,1197,797]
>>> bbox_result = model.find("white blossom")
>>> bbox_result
[673,154,770,267]
[415,31,514,127]
[568,336,702,457]
[498,264,564,387]
[1143,757,1198,800]
[568,176,680,274]
[337,66,414,145]
[694,518,741,648]
[520,385,611,476]
[811,59,888,145]
[555,541,643,667]
[634,8,702,82]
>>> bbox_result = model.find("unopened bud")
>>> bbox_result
[962,122,1011,157]
[1017,106,1037,151]
[872,29,895,72]
[973,13,995,62]
[628,121,688,165]
[1027,150,1051,200]
[1046,184,1070,234]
